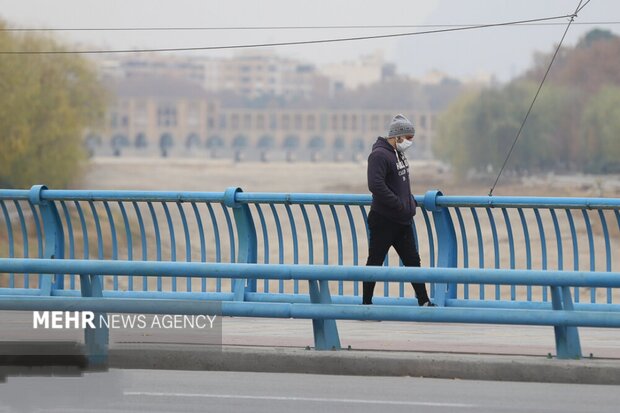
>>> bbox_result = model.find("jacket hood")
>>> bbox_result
[372,137,395,153]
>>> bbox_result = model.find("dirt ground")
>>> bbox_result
[77,157,620,198]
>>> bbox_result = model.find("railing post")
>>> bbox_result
[80,273,108,366]
[29,185,64,294]
[423,190,458,306]
[308,279,341,350]
[225,187,257,300]
[551,286,582,359]
[30,185,108,365]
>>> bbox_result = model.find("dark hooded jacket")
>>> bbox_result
[367,137,416,225]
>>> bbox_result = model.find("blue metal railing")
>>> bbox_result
[1,186,618,302]
[1,185,619,361]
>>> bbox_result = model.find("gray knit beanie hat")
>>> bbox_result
[387,114,415,138]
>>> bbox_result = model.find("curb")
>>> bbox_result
[109,344,620,385]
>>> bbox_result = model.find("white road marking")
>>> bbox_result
[124,391,476,408]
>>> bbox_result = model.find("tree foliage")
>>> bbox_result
[580,86,620,173]
[0,20,106,188]
[434,29,620,176]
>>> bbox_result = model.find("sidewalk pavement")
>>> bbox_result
[2,312,620,384]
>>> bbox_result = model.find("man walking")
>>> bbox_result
[363,114,434,307]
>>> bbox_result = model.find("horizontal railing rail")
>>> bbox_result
[1,258,619,288]
[1,257,619,362]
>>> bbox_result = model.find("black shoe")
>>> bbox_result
[421,301,436,307]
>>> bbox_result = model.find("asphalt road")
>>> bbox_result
[1,369,619,413]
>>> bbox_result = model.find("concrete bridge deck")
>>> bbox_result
[2,312,620,384]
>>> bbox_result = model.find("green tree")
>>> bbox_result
[580,87,620,173]
[436,29,620,177]
[0,20,106,188]
[433,88,482,175]
[434,83,567,177]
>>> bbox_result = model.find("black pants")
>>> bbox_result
[363,210,430,305]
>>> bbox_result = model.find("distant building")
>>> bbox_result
[213,50,330,100]
[96,50,330,100]
[85,75,436,161]
[320,50,395,91]
[85,76,216,158]
[98,53,208,84]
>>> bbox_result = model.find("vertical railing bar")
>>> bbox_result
[421,208,435,267]
[533,208,548,302]
[15,201,31,287]
[501,208,516,301]
[470,208,484,300]
[615,210,620,303]
[161,202,176,292]
[103,201,118,291]
[597,209,612,304]
[411,215,420,256]
[176,203,191,292]
[344,205,359,296]
[581,209,595,303]
[220,201,236,294]
[517,208,532,301]
[0,201,15,287]
[26,201,42,289]
[117,201,133,291]
[88,202,105,261]
[206,203,222,292]
[421,206,438,298]
[360,206,369,240]
[74,202,89,260]
[314,205,329,266]
[59,201,75,289]
[485,208,501,300]
[190,203,207,292]
[131,202,148,291]
[146,202,162,292]
[220,203,236,264]
[351,205,375,296]
[565,209,580,302]
[88,201,105,297]
[300,204,314,265]
[28,201,44,264]
[254,203,270,293]
[284,204,299,294]
[329,205,344,296]
[269,204,284,293]
[454,207,469,299]
[360,205,369,297]
[550,209,564,271]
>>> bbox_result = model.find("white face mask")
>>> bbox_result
[396,138,413,152]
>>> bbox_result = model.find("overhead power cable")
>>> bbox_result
[488,0,588,196]
[0,14,574,55]
[0,19,615,32]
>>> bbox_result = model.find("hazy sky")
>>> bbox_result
[0,0,618,81]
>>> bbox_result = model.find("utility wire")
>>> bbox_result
[488,0,587,197]
[0,14,573,55]
[0,20,615,32]
[577,0,593,13]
